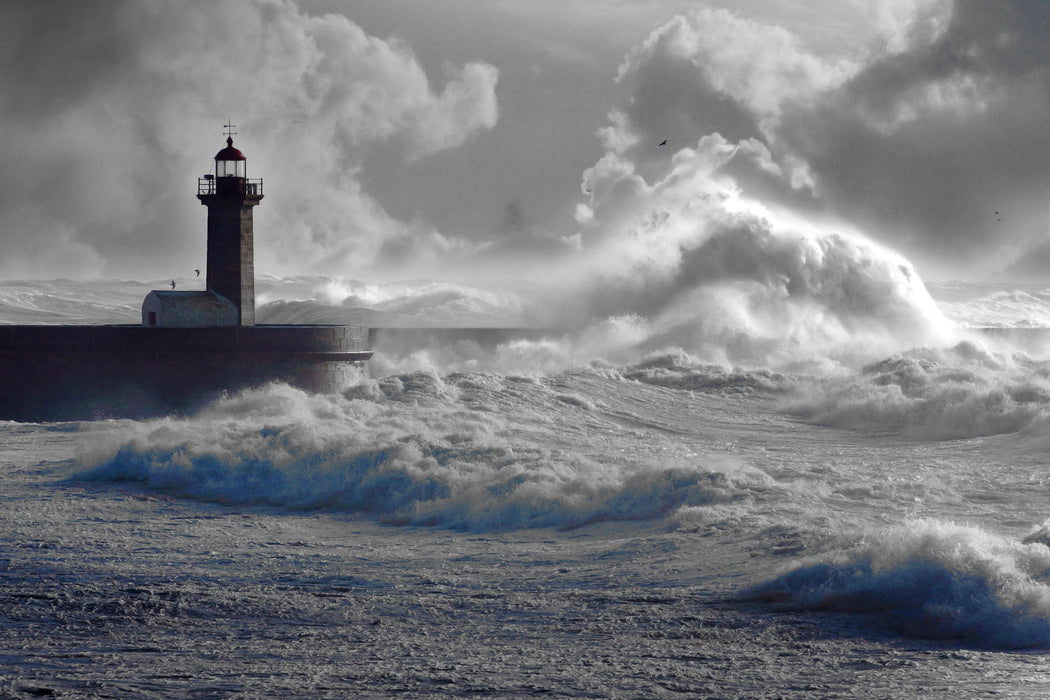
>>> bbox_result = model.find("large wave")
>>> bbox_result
[256,208,961,375]
[746,519,1050,648]
[342,215,954,372]
[74,371,785,531]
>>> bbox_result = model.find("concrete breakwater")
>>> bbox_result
[0,325,371,421]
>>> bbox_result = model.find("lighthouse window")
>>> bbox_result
[148,311,157,326]
[217,159,245,178]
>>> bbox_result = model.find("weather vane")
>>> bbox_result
[223,120,237,139]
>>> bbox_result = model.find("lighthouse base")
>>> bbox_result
[0,325,372,421]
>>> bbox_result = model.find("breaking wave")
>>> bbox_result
[747,520,1050,648]
[74,371,783,531]
[783,340,1050,440]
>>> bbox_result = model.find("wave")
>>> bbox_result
[255,276,534,328]
[929,282,1050,329]
[620,350,788,395]
[0,279,143,325]
[746,519,1050,648]
[72,373,781,531]
[783,340,1050,440]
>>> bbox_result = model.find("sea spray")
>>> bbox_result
[569,128,958,367]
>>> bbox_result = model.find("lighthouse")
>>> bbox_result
[196,132,263,326]
[0,128,372,420]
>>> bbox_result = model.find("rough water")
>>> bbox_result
[5,277,1050,697]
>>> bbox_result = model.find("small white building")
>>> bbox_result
[142,291,237,327]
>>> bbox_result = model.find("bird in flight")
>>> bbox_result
[658,139,667,146]
[170,281,176,290]
[195,269,200,277]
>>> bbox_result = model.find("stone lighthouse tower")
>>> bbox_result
[1,129,372,420]
[196,131,263,326]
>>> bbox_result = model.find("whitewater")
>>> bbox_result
[6,277,1050,697]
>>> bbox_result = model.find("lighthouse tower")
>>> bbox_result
[7,128,372,420]
[196,131,263,326]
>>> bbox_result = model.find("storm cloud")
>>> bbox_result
[595,1,1050,280]
[0,0,498,279]
[4,0,1050,294]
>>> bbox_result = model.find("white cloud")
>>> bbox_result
[610,8,856,153]
[409,62,500,158]
[866,0,954,54]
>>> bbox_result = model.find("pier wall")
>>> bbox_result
[0,325,371,421]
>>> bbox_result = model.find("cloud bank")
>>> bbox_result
[0,0,498,279]
[589,2,1050,280]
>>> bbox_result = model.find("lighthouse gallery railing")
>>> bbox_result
[197,176,264,197]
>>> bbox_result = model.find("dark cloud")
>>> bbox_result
[618,20,763,154]
[0,3,144,120]
[782,0,1050,275]
[500,200,527,236]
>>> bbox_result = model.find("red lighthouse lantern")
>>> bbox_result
[214,136,246,179]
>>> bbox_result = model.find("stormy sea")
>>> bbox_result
[6,274,1050,698]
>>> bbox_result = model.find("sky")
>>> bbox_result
[3,0,1050,289]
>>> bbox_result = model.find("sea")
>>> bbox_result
[6,275,1050,697]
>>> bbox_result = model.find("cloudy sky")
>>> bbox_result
[3,0,1050,287]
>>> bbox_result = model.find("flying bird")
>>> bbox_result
[658,139,667,146]
[170,281,176,290]
[195,269,200,277]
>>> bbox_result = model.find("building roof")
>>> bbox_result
[142,290,238,327]
[146,290,233,307]
[215,136,246,161]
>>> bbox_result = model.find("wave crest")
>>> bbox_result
[73,377,777,531]
[747,520,1050,648]
[784,341,1050,439]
